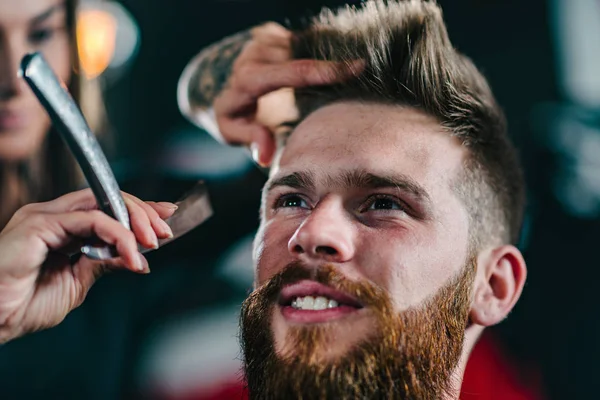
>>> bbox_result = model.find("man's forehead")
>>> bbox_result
[291,101,444,136]
[272,101,466,195]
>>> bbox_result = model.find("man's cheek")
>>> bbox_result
[254,223,290,283]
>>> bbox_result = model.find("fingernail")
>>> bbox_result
[250,142,260,164]
[138,253,150,273]
[151,235,159,249]
[257,158,269,168]
[158,218,174,238]
[135,253,145,271]
[158,202,178,210]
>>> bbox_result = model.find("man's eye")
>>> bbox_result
[364,195,405,212]
[274,194,309,209]
[28,28,55,45]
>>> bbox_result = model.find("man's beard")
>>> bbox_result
[240,261,475,400]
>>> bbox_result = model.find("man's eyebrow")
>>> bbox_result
[267,169,431,204]
[339,170,433,205]
[267,171,315,192]
[30,3,65,25]
[342,170,430,199]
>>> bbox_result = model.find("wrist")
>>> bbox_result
[178,29,252,116]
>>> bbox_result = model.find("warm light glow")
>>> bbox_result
[77,10,117,79]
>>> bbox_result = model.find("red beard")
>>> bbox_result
[240,260,475,399]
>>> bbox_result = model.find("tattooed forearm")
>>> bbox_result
[186,30,252,110]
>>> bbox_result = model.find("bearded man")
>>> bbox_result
[177,1,528,398]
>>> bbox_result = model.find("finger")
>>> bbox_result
[43,211,143,272]
[122,196,158,249]
[214,87,257,145]
[123,194,174,240]
[93,254,150,274]
[36,189,98,213]
[251,22,292,42]
[236,41,291,64]
[215,85,254,118]
[256,87,298,129]
[145,201,178,219]
[5,189,97,228]
[250,125,277,167]
[144,202,175,239]
[248,59,364,93]
[215,104,256,146]
[227,59,364,110]
[254,34,292,49]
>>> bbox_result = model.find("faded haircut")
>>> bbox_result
[292,0,525,250]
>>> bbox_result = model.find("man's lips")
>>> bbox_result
[278,280,364,324]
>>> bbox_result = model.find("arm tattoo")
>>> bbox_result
[187,30,252,110]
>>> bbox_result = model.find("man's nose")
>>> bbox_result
[0,40,26,100]
[287,198,355,263]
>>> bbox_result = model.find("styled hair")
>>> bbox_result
[293,0,525,249]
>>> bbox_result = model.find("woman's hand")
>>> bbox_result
[0,189,177,343]
[181,22,363,166]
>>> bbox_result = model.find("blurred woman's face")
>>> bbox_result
[0,0,71,161]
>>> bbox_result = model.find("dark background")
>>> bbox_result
[1,0,598,399]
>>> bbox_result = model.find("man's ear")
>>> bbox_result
[469,245,527,327]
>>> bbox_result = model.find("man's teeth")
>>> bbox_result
[291,296,339,310]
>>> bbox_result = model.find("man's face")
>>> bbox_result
[243,101,474,398]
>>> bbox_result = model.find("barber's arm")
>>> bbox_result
[178,22,362,167]
[0,190,177,344]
